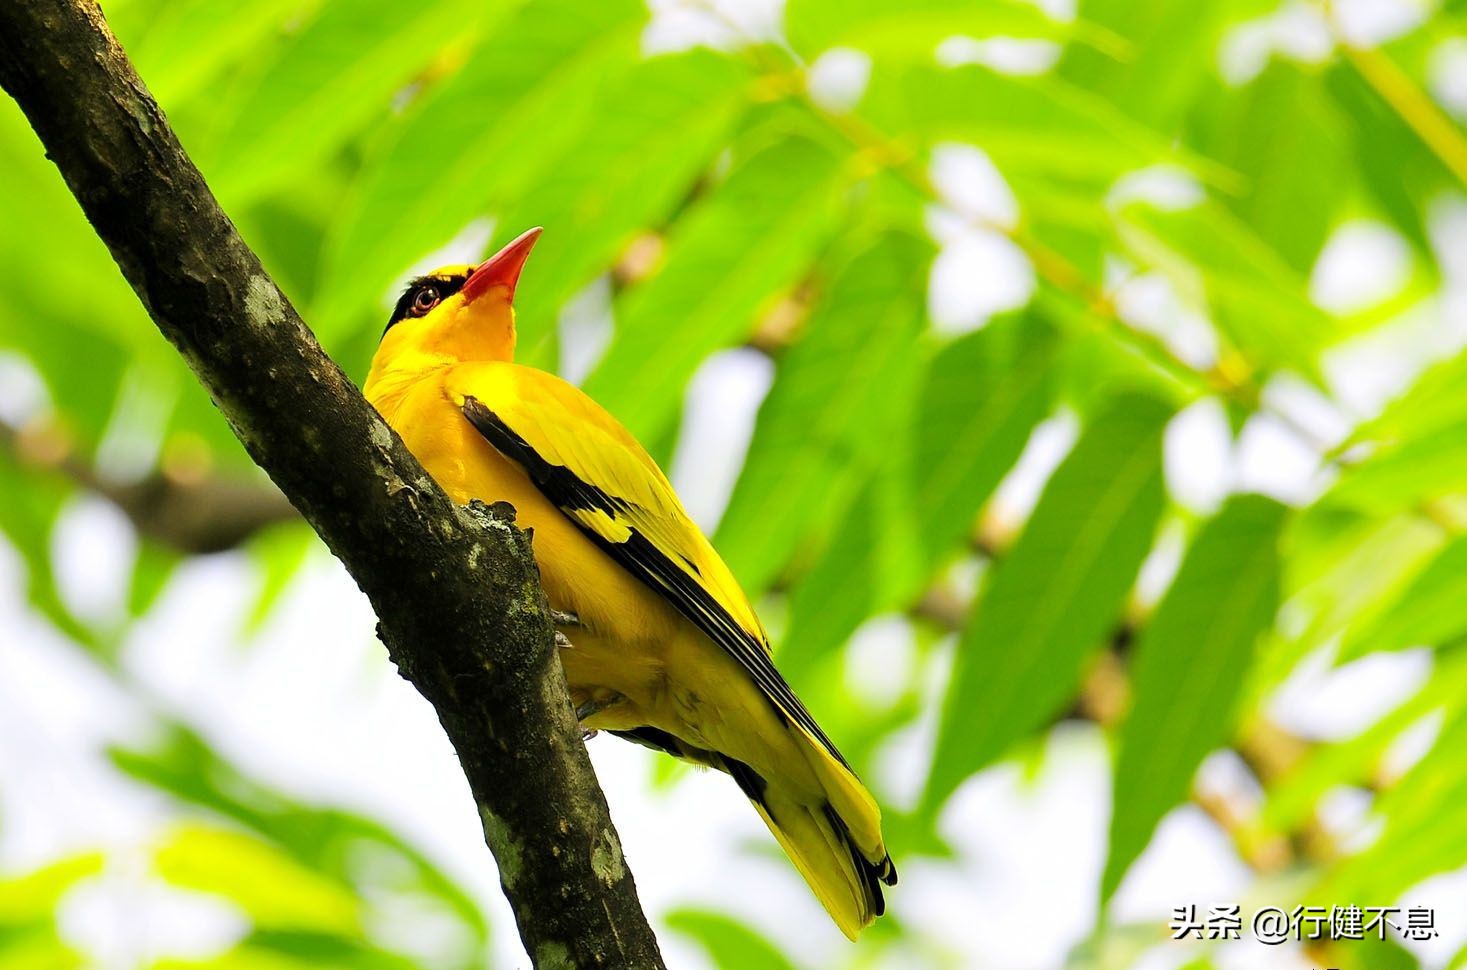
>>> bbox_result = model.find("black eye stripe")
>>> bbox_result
[384,272,470,333]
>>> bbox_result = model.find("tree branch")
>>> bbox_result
[0,415,300,554]
[0,2,665,966]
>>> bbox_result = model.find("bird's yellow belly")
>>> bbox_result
[397,394,691,733]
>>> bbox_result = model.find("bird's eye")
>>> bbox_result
[410,285,440,316]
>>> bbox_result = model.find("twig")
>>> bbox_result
[0,416,298,553]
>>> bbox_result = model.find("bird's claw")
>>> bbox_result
[551,609,580,627]
[574,697,624,742]
[575,700,600,741]
[554,630,572,649]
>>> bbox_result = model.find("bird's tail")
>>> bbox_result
[722,738,896,940]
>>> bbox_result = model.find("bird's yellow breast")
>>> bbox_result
[370,367,687,729]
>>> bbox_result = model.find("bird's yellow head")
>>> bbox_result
[369,227,542,378]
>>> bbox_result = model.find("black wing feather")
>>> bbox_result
[461,396,849,770]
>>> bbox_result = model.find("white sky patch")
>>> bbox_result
[1165,397,1233,514]
[1219,2,1333,85]
[990,410,1079,531]
[1029,0,1076,20]
[642,0,782,54]
[1324,303,1460,421]
[1110,807,1254,925]
[1310,219,1413,315]
[0,540,174,967]
[1330,0,1429,47]
[558,276,615,386]
[1259,374,1353,451]
[927,229,1036,335]
[1234,413,1332,505]
[0,544,158,871]
[1397,868,1467,968]
[874,634,954,812]
[842,614,916,712]
[905,724,1107,969]
[1109,166,1205,212]
[1381,710,1442,784]
[1430,38,1467,121]
[0,352,49,424]
[59,873,247,968]
[1197,749,1265,814]
[1135,518,1186,611]
[1110,265,1221,371]
[806,47,870,112]
[930,143,1020,230]
[1267,645,1432,740]
[936,36,1061,74]
[52,495,137,629]
[1431,195,1467,356]
[668,347,773,533]
[1315,785,1378,852]
[95,365,174,484]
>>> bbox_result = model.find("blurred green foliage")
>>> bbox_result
[3,0,1467,966]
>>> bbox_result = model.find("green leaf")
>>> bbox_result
[0,934,84,970]
[1259,650,1467,837]
[0,453,91,647]
[585,136,853,445]
[1341,533,1467,657]
[1324,420,1467,517]
[317,0,646,337]
[0,856,99,970]
[111,723,488,951]
[910,313,1060,574]
[202,0,491,201]
[124,0,318,106]
[0,102,159,370]
[778,466,923,687]
[786,0,1068,60]
[1184,63,1353,274]
[490,49,754,361]
[862,63,1221,190]
[0,855,103,924]
[1349,936,1421,970]
[1057,0,1254,131]
[1321,701,1467,905]
[1325,61,1456,262]
[1116,198,1333,379]
[1102,494,1286,900]
[1351,346,1467,454]
[664,909,797,970]
[244,523,317,634]
[710,228,930,592]
[157,932,421,970]
[127,541,180,618]
[924,392,1172,812]
[777,313,1059,679]
[156,825,364,935]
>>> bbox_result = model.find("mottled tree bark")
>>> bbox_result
[0,2,665,966]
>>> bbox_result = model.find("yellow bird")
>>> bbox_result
[364,227,894,938]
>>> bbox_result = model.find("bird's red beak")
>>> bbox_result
[462,226,542,305]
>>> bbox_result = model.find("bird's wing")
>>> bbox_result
[445,362,847,768]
